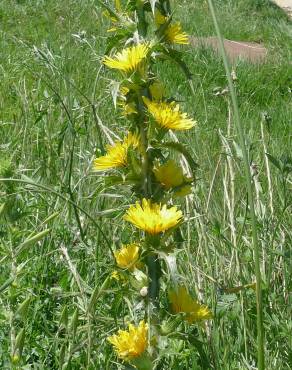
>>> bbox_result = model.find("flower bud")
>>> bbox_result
[140,286,148,297]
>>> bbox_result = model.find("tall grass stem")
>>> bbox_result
[207,1,265,368]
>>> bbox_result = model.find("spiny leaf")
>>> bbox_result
[152,141,199,177]
[158,45,192,80]
[149,0,158,14]
[96,0,121,22]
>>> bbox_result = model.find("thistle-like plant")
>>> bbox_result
[94,1,212,368]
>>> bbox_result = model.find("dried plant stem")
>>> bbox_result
[260,121,274,215]
[207,1,265,368]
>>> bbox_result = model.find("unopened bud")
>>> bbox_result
[231,70,237,81]
[140,286,148,297]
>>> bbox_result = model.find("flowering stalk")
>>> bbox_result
[94,1,212,367]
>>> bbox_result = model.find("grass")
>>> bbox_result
[0,0,291,368]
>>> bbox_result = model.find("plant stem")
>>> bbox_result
[146,254,160,307]
[207,1,265,368]
[137,93,160,309]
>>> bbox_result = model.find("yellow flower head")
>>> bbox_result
[169,286,213,323]
[108,320,148,361]
[103,43,149,74]
[143,97,196,131]
[124,198,182,235]
[154,9,167,26]
[110,270,120,281]
[114,243,140,270]
[164,22,189,45]
[154,160,185,189]
[93,132,140,171]
[154,160,193,196]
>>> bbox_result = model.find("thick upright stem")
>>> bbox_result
[146,254,160,307]
[207,1,265,368]
[137,94,160,310]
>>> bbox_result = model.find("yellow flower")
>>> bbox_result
[120,102,137,116]
[103,43,149,74]
[114,243,140,270]
[154,160,185,189]
[123,132,140,149]
[93,132,140,171]
[169,286,213,323]
[124,198,182,235]
[111,270,120,281]
[108,320,148,361]
[154,9,167,25]
[164,22,189,45]
[120,86,130,96]
[110,270,127,283]
[143,97,196,131]
[154,160,193,197]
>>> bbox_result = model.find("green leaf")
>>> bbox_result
[159,252,178,284]
[14,328,25,358]
[158,45,192,80]
[105,33,127,55]
[152,141,198,177]
[0,276,15,293]
[88,276,110,313]
[70,309,78,339]
[95,0,121,22]
[16,296,31,321]
[59,305,68,329]
[266,153,282,171]
[15,229,50,256]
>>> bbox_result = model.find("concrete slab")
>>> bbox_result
[273,0,292,16]
[190,37,267,64]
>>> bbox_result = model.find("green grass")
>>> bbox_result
[1,0,291,368]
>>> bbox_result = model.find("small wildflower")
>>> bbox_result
[93,132,140,171]
[124,198,182,235]
[154,9,167,26]
[169,286,212,323]
[111,270,120,281]
[103,43,149,74]
[153,160,192,190]
[108,320,148,361]
[114,243,140,270]
[164,22,189,45]
[143,97,196,131]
